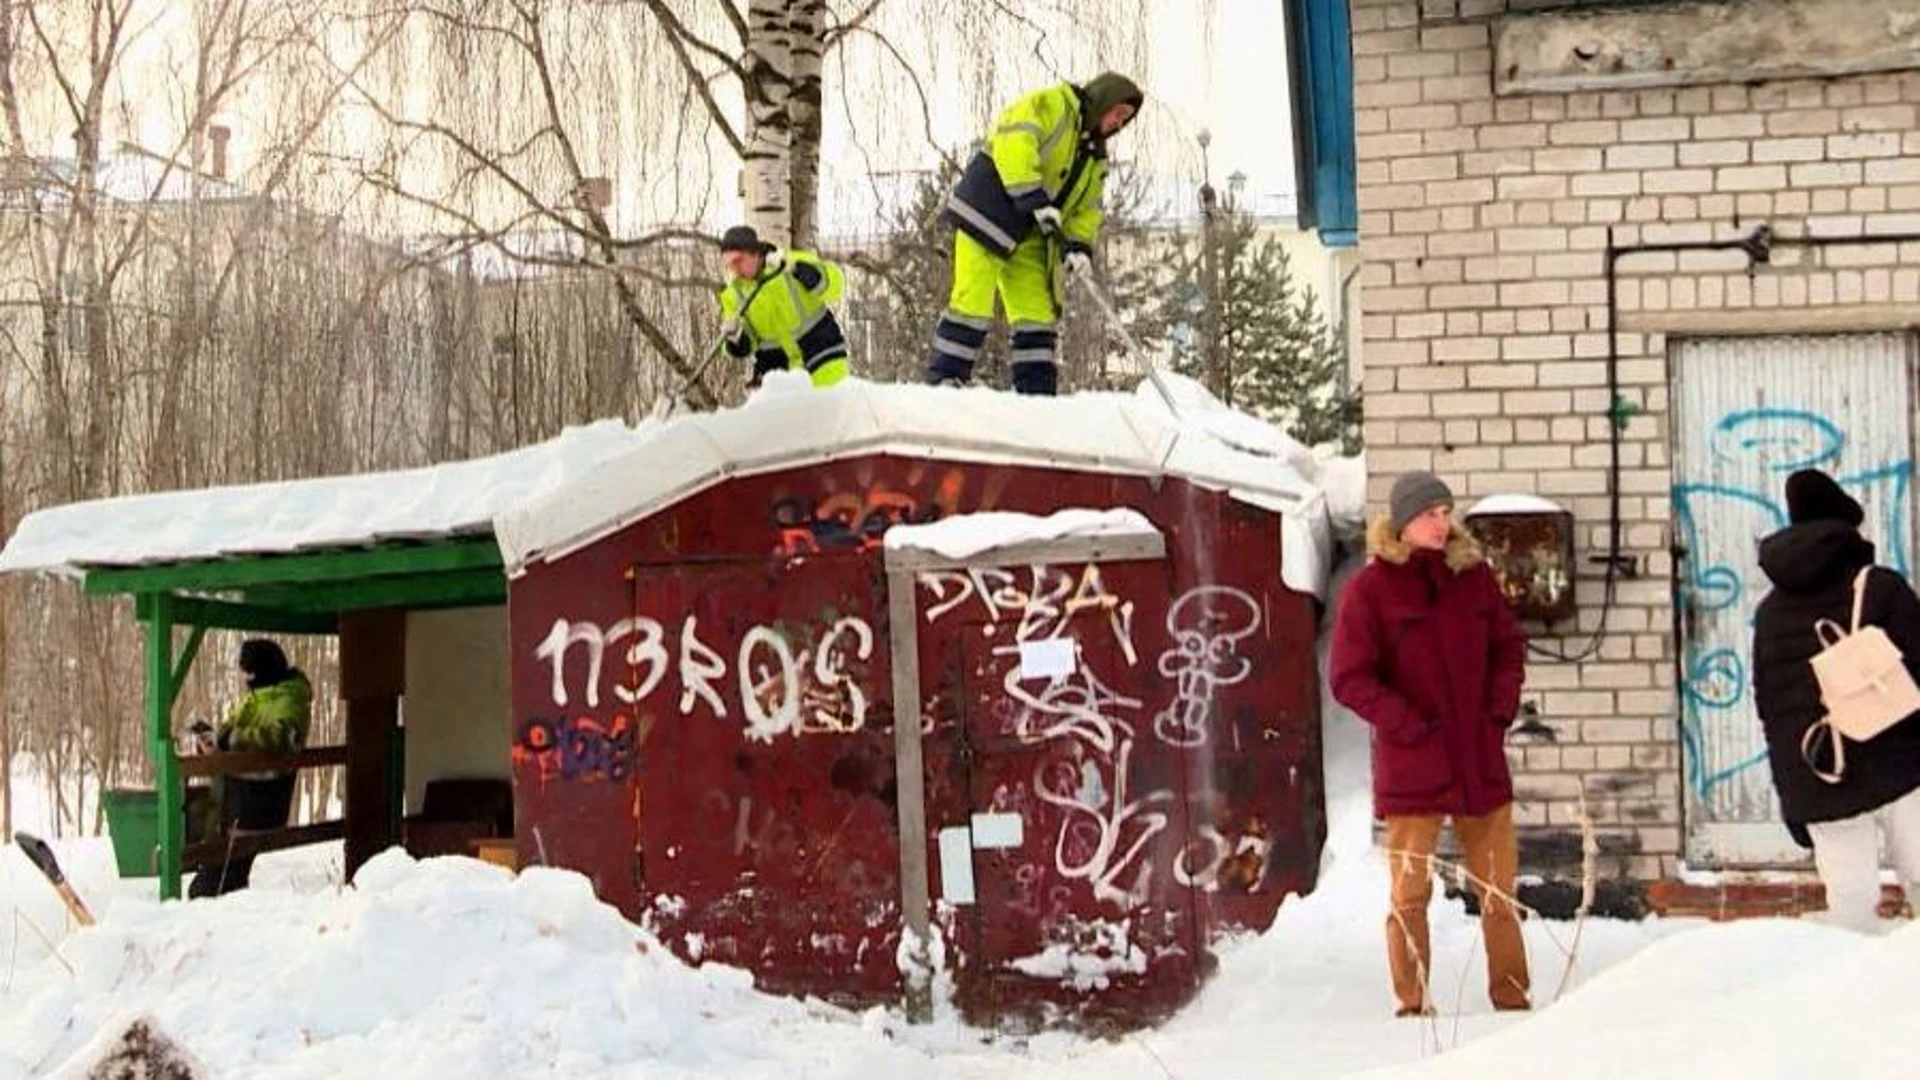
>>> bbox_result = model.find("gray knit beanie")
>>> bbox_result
[1388,471,1454,536]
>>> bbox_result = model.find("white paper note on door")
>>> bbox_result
[1017,638,1076,680]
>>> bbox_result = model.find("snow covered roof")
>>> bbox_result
[496,372,1336,599]
[0,421,651,578]
[0,372,1337,599]
[17,151,249,205]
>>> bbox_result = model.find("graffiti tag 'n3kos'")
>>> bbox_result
[529,612,876,754]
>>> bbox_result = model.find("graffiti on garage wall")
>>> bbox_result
[920,565,1272,911]
[522,610,878,765]
[515,558,1281,916]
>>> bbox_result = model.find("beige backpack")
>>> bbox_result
[1800,566,1920,784]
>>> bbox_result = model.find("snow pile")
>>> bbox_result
[748,368,816,398]
[1316,451,1369,534]
[1462,493,1566,517]
[884,508,1156,559]
[1367,920,1920,1079]
[0,852,965,1080]
[1130,371,1318,474]
[0,372,1338,599]
[495,374,1334,598]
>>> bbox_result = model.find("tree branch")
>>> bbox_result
[640,0,745,155]
[517,0,710,405]
[714,0,748,44]
[837,24,958,176]
[398,0,536,53]
[24,3,85,125]
[823,0,886,48]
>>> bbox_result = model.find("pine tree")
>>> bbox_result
[1059,165,1180,393]
[1156,208,1361,452]
[836,165,961,385]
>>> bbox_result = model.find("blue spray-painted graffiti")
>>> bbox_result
[1672,408,1913,798]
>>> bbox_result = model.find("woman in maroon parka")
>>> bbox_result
[1329,471,1530,1017]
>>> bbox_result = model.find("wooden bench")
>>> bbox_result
[178,745,350,867]
[177,745,348,779]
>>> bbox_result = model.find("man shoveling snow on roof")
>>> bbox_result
[716,225,851,390]
[925,72,1143,396]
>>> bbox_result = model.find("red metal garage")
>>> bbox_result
[494,380,1333,1029]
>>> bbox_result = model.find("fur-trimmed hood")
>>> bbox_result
[1365,514,1484,572]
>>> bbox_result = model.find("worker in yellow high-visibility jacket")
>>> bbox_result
[717,225,850,388]
[925,72,1143,396]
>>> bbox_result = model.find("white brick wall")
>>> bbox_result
[1353,0,1920,883]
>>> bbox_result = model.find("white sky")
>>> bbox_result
[810,0,1301,235]
[40,0,1300,243]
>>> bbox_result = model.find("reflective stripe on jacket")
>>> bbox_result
[945,83,1107,259]
[717,251,850,387]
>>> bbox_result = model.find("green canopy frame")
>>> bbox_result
[82,536,506,899]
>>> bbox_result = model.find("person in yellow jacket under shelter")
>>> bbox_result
[925,72,1144,396]
[716,225,851,389]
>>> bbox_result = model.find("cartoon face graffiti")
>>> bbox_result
[1153,586,1261,747]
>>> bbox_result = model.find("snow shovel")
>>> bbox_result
[646,331,729,424]
[647,268,782,423]
[1074,272,1306,471]
[13,831,97,926]
[1071,270,1188,420]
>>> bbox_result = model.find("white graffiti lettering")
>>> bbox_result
[617,617,669,706]
[678,615,728,717]
[740,627,803,742]
[918,564,1137,663]
[1033,739,1170,910]
[537,617,635,708]
[536,614,876,740]
[805,617,875,735]
[1004,662,1140,754]
[1172,825,1275,892]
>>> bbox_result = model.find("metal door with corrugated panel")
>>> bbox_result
[1672,332,1916,866]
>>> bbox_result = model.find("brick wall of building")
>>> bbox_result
[1353,0,1920,887]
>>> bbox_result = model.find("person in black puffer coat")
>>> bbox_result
[1752,468,1920,933]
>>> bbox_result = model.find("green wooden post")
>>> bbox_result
[145,592,184,900]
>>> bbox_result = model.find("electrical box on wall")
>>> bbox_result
[1462,495,1577,625]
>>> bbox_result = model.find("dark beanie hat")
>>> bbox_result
[1389,471,1454,536]
[238,638,291,688]
[1785,468,1864,527]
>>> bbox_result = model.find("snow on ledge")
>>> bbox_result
[1464,493,1567,517]
[884,509,1157,561]
[0,371,1337,601]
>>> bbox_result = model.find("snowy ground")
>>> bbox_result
[2,576,1917,1076]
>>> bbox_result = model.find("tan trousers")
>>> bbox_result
[1382,803,1531,1014]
